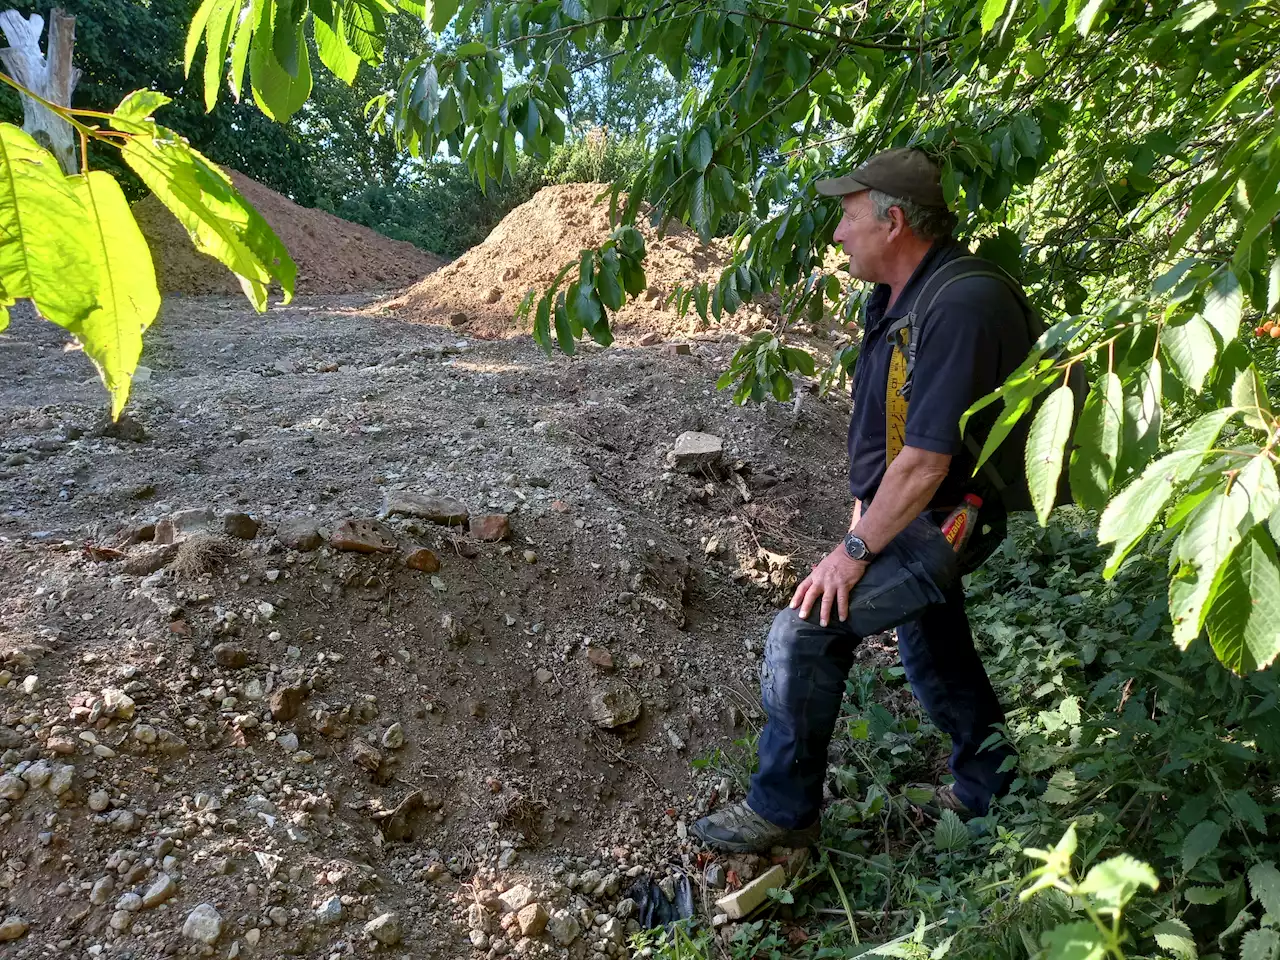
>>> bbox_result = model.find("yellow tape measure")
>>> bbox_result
[886,327,910,467]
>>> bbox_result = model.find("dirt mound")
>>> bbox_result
[380,183,779,339]
[134,170,446,297]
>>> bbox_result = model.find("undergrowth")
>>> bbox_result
[645,514,1280,960]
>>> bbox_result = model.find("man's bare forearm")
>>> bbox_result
[852,446,951,554]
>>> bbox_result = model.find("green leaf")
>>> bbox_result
[250,11,313,121]
[66,171,162,418]
[1161,313,1217,393]
[1070,372,1123,511]
[1169,482,1251,650]
[1238,456,1280,526]
[1232,364,1274,432]
[1119,357,1162,478]
[426,0,459,33]
[185,0,224,76]
[1206,528,1280,673]
[690,175,712,242]
[1227,790,1268,835]
[0,124,102,362]
[554,289,575,354]
[935,809,970,852]
[455,40,487,56]
[1249,862,1280,919]
[981,0,1010,32]
[1240,929,1280,960]
[1078,854,1159,914]
[1181,820,1224,873]
[1076,0,1109,35]
[344,0,384,64]
[1185,886,1229,905]
[115,90,173,123]
[113,116,296,309]
[1039,920,1108,960]
[1097,405,1229,579]
[202,0,241,111]
[687,128,713,172]
[314,8,361,84]
[1202,270,1243,345]
[969,372,1055,474]
[1025,384,1075,526]
[1152,919,1196,960]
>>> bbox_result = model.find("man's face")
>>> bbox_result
[832,191,893,283]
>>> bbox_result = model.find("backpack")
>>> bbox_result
[883,255,1087,512]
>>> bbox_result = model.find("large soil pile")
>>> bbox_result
[380,183,779,339]
[134,170,446,297]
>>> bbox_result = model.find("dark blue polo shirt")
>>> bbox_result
[848,239,1033,509]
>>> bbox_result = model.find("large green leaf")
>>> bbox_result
[980,0,1010,32]
[314,6,361,83]
[202,0,241,111]
[66,171,162,418]
[1249,862,1280,918]
[112,112,295,308]
[1025,384,1075,526]
[0,125,103,353]
[1069,372,1123,511]
[1181,820,1224,873]
[1240,929,1280,960]
[1119,357,1162,478]
[1039,921,1108,960]
[425,0,459,32]
[1097,408,1234,577]
[1233,364,1275,432]
[1077,854,1159,915]
[1201,270,1243,346]
[1169,482,1251,650]
[1161,313,1217,394]
[1152,919,1196,960]
[1206,529,1280,674]
[250,5,313,121]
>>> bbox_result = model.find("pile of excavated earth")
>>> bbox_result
[378,184,784,340]
[133,171,446,297]
[0,287,876,959]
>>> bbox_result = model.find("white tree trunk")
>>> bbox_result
[0,8,79,174]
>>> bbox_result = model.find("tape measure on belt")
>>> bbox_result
[885,325,910,467]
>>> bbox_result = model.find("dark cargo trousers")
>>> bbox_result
[745,515,1014,828]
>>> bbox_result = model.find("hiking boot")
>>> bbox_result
[689,801,820,853]
[934,784,973,817]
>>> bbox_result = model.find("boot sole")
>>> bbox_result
[689,823,821,854]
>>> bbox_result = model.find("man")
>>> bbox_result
[691,148,1032,853]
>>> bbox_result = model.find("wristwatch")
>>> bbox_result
[843,532,879,563]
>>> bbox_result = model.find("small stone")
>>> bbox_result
[245,929,262,946]
[21,760,51,789]
[523,550,537,564]
[546,911,581,946]
[587,687,642,729]
[706,863,727,889]
[586,648,614,671]
[223,513,260,540]
[48,764,73,795]
[662,342,692,357]
[90,877,113,904]
[330,518,397,553]
[516,903,548,937]
[381,723,405,750]
[404,548,441,572]
[638,331,661,346]
[364,912,401,946]
[672,431,723,473]
[133,724,158,744]
[470,515,511,542]
[470,929,489,949]
[170,508,218,534]
[351,740,383,773]
[277,732,299,753]
[268,906,288,927]
[498,885,535,913]
[110,910,132,931]
[382,492,469,526]
[315,896,344,925]
[213,644,250,669]
[47,735,76,754]
[0,918,27,942]
[21,675,40,695]
[277,518,323,551]
[0,775,26,801]
[143,874,177,908]
[116,893,143,913]
[534,668,554,684]
[270,685,305,722]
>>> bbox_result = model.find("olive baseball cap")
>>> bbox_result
[815,147,947,208]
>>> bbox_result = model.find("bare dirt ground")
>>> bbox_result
[0,294,859,960]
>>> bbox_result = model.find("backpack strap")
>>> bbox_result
[884,257,1030,501]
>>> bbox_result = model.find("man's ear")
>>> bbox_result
[886,204,910,240]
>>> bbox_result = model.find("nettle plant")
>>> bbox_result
[0,0,1277,668]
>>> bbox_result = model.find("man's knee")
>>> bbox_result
[764,608,808,664]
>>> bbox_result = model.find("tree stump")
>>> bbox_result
[0,8,79,174]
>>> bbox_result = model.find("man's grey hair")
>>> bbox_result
[869,189,957,241]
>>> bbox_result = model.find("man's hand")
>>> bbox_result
[790,547,868,627]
